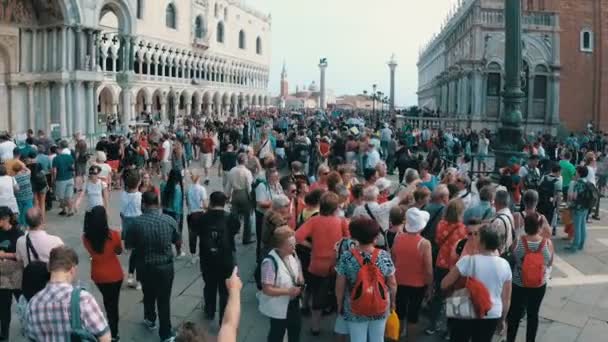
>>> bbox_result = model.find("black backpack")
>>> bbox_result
[576,181,600,210]
[201,213,230,259]
[31,167,48,193]
[538,177,558,209]
[250,179,267,207]
[523,166,542,190]
[22,235,50,301]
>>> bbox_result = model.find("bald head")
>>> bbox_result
[26,208,43,229]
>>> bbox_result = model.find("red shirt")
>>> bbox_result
[393,234,426,287]
[83,230,124,284]
[201,138,214,154]
[295,215,350,276]
[435,220,467,270]
[309,181,328,192]
[319,142,330,157]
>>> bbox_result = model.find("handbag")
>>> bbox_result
[445,256,477,319]
[385,309,400,341]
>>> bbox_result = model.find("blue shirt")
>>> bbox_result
[187,184,207,213]
[36,154,51,174]
[160,182,183,215]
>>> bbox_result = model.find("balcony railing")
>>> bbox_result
[480,9,558,28]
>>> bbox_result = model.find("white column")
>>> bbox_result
[130,99,136,123]
[527,75,534,119]
[319,62,327,109]
[160,101,167,122]
[185,101,192,116]
[44,82,52,129]
[74,27,82,70]
[9,83,22,133]
[85,82,95,134]
[31,29,37,72]
[42,29,49,72]
[20,29,28,72]
[144,101,151,114]
[26,82,35,130]
[121,88,132,131]
[73,81,83,134]
[60,27,67,71]
[58,81,67,137]
[65,81,73,136]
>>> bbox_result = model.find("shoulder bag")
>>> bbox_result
[445,256,477,319]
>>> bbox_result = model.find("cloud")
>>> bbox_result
[245,0,457,106]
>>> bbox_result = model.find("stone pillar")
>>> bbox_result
[185,100,192,116]
[26,82,35,130]
[319,60,328,109]
[160,100,167,123]
[85,82,95,134]
[65,81,73,136]
[472,71,483,117]
[60,27,67,71]
[50,28,57,71]
[121,88,132,131]
[20,30,28,72]
[73,81,83,134]
[44,82,51,129]
[204,103,211,116]
[130,98,136,123]
[144,101,151,114]
[388,56,398,111]
[31,29,37,72]
[527,74,534,120]
[548,74,560,127]
[74,27,82,70]
[58,81,67,137]
[42,29,48,72]
[88,30,96,71]
[9,83,22,133]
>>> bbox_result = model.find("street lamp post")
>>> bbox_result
[494,0,526,169]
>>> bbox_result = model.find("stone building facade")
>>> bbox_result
[417,0,560,133]
[0,0,271,137]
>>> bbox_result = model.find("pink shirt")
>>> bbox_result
[16,230,64,267]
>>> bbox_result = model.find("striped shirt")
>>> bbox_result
[25,283,109,340]
[512,238,552,287]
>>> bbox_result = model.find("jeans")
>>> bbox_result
[140,263,175,340]
[267,299,301,342]
[201,262,231,323]
[256,210,264,260]
[572,209,589,250]
[96,281,123,339]
[346,318,387,342]
[450,318,499,342]
[507,284,547,342]
[163,210,183,253]
[231,189,253,244]
[427,267,449,329]
[186,214,198,254]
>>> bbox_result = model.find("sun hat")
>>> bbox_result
[405,207,430,233]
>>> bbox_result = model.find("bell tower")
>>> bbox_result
[280,60,288,98]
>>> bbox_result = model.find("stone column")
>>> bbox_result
[130,98,136,123]
[319,61,328,109]
[58,81,67,136]
[548,74,560,127]
[44,82,52,129]
[388,56,398,111]
[60,27,67,71]
[9,83,22,133]
[204,103,211,116]
[42,29,48,72]
[472,71,483,117]
[31,29,37,72]
[20,30,28,72]
[85,82,95,134]
[88,30,96,71]
[185,100,192,116]
[121,88,132,131]
[527,75,534,120]
[26,82,35,130]
[144,101,151,114]
[74,27,82,70]
[160,100,167,123]
[73,81,83,133]
[66,81,73,136]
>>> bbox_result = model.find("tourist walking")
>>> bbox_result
[160,169,185,257]
[13,161,33,227]
[225,153,255,245]
[83,206,124,341]
[52,140,75,217]
[335,217,397,342]
[441,224,512,342]
[189,192,239,323]
[120,171,143,289]
[567,166,593,251]
[186,173,207,263]
[507,213,554,342]
[126,191,180,342]
[24,246,112,342]
[259,226,304,342]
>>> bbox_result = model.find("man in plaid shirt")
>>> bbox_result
[24,246,111,341]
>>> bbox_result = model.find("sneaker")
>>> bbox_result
[176,251,186,259]
[136,282,142,290]
[143,319,157,330]
[127,274,136,288]
[58,210,67,216]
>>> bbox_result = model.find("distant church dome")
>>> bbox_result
[308,81,318,92]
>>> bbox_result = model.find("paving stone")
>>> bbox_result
[576,318,608,342]
[541,301,589,328]
[538,322,581,342]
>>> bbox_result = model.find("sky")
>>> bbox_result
[246,0,459,107]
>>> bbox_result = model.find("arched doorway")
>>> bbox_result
[98,86,116,129]
[152,89,164,121]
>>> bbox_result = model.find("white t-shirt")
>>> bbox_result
[0,140,16,162]
[456,255,512,319]
[120,191,142,217]
[85,180,107,211]
[587,165,597,185]
[0,175,18,213]
[478,138,489,155]
[161,140,171,162]
[255,182,283,213]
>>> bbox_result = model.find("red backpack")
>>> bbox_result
[520,238,547,288]
[350,249,389,316]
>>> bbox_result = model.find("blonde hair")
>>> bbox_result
[271,226,294,248]
[444,199,465,224]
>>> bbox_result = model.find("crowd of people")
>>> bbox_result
[0,110,604,342]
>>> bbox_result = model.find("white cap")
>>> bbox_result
[405,207,430,234]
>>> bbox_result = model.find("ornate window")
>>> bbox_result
[581,29,593,52]
[256,36,262,55]
[136,0,144,19]
[214,3,219,17]
[166,3,177,29]
[195,16,205,38]
[486,62,502,118]
[532,64,549,119]
[224,7,228,21]
[487,73,501,96]
[239,30,246,49]
[217,21,225,43]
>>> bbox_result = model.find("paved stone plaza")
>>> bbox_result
[8,165,608,342]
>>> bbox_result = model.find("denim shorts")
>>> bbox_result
[55,179,74,201]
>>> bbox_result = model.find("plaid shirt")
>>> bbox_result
[25,282,109,341]
[126,208,180,266]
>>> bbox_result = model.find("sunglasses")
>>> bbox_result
[322,172,330,176]
[467,232,479,237]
